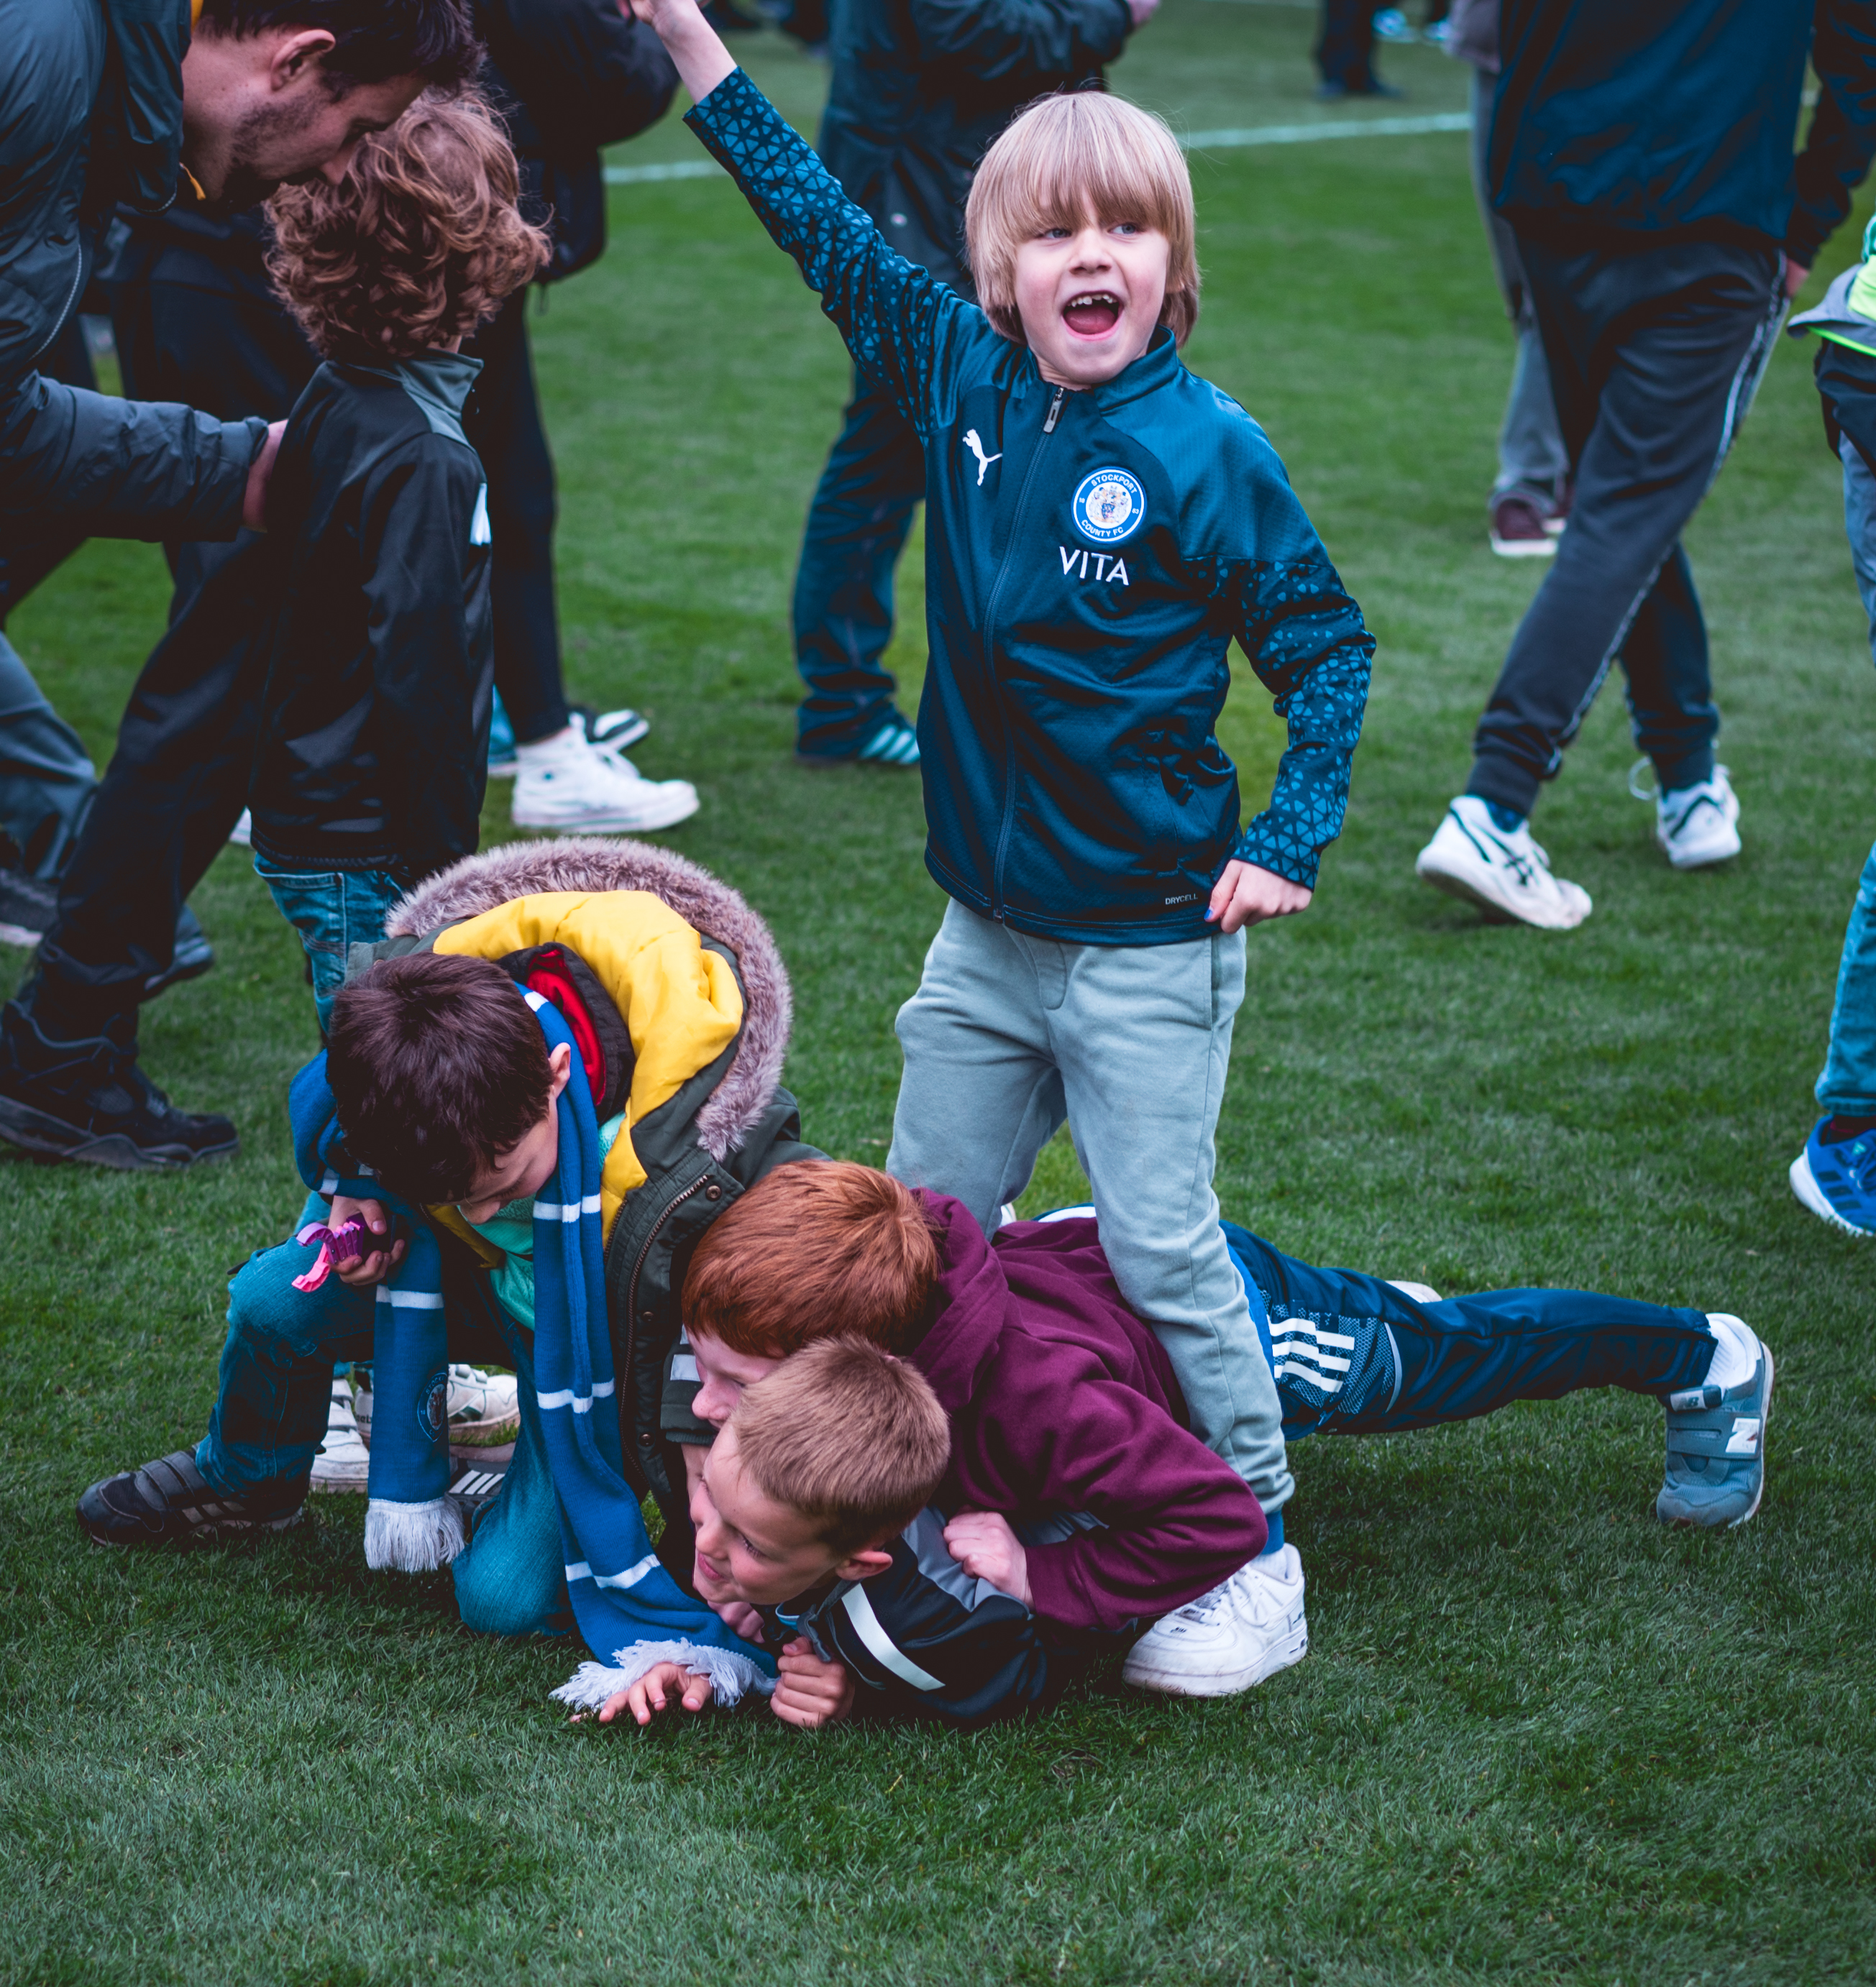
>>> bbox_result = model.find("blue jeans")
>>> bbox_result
[203,1192,572,1636]
[253,855,403,1032]
[1815,441,1876,1116]
[791,368,925,756]
[1222,1224,1714,1438]
[0,632,95,878]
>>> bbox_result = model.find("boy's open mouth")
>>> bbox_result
[1063,290,1122,337]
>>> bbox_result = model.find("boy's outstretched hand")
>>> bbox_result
[325,1194,407,1287]
[943,1510,1031,1605]
[584,1663,716,1727]
[771,1638,855,1730]
[1207,860,1312,935]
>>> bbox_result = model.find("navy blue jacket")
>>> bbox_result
[818,0,1132,290]
[1489,0,1876,266]
[691,70,1373,941]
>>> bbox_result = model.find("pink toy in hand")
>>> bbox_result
[292,1218,380,1293]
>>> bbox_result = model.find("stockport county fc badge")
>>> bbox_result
[1072,467,1145,545]
[418,1369,449,1445]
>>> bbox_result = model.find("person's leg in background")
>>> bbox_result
[1791,432,1876,1236]
[1466,68,1569,555]
[250,862,408,1036]
[791,368,925,766]
[1314,0,1384,97]
[1415,238,1784,929]
[467,292,700,834]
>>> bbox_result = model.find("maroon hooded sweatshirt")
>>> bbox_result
[909,1194,1267,1633]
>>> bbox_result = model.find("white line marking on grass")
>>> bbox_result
[603,111,1469,184]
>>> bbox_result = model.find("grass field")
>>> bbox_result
[4,6,1876,1980]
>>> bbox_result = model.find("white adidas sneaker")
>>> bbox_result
[511,730,699,834]
[1121,1543,1309,1697]
[1655,766,1741,870]
[354,1364,521,1456]
[1415,795,1592,931]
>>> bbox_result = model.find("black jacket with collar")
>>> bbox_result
[247,354,493,884]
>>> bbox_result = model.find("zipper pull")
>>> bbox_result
[1043,385,1066,434]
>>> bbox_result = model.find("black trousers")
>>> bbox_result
[21,277,566,1029]
[1314,0,1381,91]
[1467,234,1785,817]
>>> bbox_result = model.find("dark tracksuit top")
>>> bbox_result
[249,354,495,886]
[757,1506,1117,1730]
[688,70,1375,941]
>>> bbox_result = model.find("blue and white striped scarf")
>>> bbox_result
[291,994,775,1707]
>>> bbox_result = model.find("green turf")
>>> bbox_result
[4,6,1875,1980]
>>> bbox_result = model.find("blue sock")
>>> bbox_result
[1484,800,1525,834]
[1259,1509,1284,1555]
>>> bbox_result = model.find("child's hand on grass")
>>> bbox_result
[584,1663,715,1727]
[771,1638,856,1730]
[1207,859,1312,935]
[326,1195,407,1286]
[943,1510,1031,1605]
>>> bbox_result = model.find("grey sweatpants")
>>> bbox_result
[887,899,1294,1515]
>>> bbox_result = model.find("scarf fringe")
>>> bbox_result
[551,1643,777,1713]
[364,1494,469,1572]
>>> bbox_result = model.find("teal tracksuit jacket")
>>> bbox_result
[690,68,1375,946]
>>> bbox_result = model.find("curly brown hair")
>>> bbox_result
[266,91,548,362]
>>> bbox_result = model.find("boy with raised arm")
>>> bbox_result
[630,0,1376,1694]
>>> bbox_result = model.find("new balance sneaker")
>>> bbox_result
[1121,1544,1309,1696]
[0,1009,237,1170]
[1657,1318,1772,1528]
[310,1375,369,1494]
[1655,766,1741,870]
[354,1363,519,1458]
[1790,1118,1876,1237]
[511,731,700,833]
[1414,796,1592,930]
[1489,494,1557,558]
[77,1451,304,1547]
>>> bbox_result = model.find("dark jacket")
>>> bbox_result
[248,356,494,883]
[0,0,262,529]
[476,0,679,281]
[1488,0,1876,267]
[910,1196,1268,1631]
[692,71,1373,935]
[364,840,826,1574]
[818,0,1133,290]
[758,1505,1111,1729]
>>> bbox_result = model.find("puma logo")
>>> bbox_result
[963,428,1002,486]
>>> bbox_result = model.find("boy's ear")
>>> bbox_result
[833,1544,895,1583]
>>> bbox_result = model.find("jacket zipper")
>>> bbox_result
[620,1172,710,1442]
[982,383,1066,919]
[29,252,88,367]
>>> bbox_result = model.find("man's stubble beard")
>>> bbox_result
[206,91,329,216]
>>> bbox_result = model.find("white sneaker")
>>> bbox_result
[511,732,700,833]
[1386,1279,1442,1303]
[1655,765,1741,870]
[1414,795,1592,931]
[1121,1543,1309,1697]
[310,1376,370,1494]
[354,1363,521,1453]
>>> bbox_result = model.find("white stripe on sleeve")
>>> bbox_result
[840,1583,944,1692]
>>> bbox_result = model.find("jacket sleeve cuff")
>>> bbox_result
[1023,1544,1105,1632]
[1233,817,1323,890]
[188,416,270,540]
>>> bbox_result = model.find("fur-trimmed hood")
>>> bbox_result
[387,839,792,1161]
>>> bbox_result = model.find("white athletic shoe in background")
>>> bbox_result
[511,729,700,833]
[1655,765,1742,870]
[309,1376,369,1494]
[353,1364,521,1454]
[1414,795,1592,931]
[1386,1280,1442,1303]
[1121,1543,1309,1696]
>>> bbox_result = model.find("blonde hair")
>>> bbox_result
[965,91,1200,347]
[728,1339,950,1556]
[267,91,549,362]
